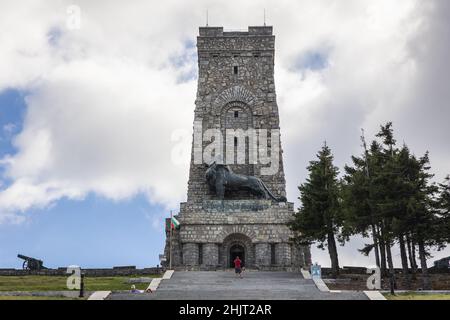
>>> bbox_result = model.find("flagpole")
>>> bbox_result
[169,210,173,270]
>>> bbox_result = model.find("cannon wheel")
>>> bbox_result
[22,260,29,270]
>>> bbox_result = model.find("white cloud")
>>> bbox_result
[2,123,16,134]
[0,0,449,265]
[1,58,195,212]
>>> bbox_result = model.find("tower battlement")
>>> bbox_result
[199,26,273,37]
[198,26,274,53]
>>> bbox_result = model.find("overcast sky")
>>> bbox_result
[0,0,449,268]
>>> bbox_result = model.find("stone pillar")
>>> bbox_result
[171,230,183,267]
[202,243,219,267]
[302,244,312,267]
[255,243,270,268]
[182,243,199,266]
[275,243,292,266]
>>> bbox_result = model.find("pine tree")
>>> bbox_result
[341,131,384,274]
[343,123,400,284]
[291,143,342,277]
[438,176,450,244]
[391,144,418,288]
[407,153,440,289]
[342,122,447,290]
[373,123,398,289]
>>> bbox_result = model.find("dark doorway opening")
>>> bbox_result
[229,244,245,268]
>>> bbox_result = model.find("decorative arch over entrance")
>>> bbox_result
[221,233,254,268]
[212,85,256,116]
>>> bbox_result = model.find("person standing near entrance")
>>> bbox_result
[234,256,243,278]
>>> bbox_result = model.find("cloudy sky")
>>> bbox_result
[0,0,449,268]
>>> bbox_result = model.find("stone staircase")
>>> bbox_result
[107,271,368,300]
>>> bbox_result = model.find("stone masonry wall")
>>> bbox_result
[173,199,310,269]
[0,267,163,277]
[186,26,286,204]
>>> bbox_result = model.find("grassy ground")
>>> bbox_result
[0,295,84,300]
[384,293,450,300]
[0,275,158,292]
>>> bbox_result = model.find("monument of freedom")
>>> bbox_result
[164,26,311,270]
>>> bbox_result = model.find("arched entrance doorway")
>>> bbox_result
[221,233,254,268]
[229,244,245,267]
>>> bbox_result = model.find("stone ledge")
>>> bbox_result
[179,214,295,225]
[179,201,296,226]
[180,200,294,213]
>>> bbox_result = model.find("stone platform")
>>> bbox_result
[167,200,311,269]
[107,271,368,300]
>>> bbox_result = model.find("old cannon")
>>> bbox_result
[17,254,47,271]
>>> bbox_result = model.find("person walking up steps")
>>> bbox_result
[234,256,243,278]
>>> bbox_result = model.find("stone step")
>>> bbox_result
[88,291,111,300]
[107,271,368,300]
[147,278,162,291]
[162,270,175,279]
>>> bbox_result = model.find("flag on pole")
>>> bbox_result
[171,216,180,229]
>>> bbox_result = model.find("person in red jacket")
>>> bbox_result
[234,256,243,278]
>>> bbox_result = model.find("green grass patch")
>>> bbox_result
[0,275,158,292]
[384,292,450,300]
[0,295,84,300]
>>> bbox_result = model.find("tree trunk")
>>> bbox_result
[417,238,431,290]
[406,235,417,279]
[371,224,381,267]
[378,225,388,276]
[327,232,340,278]
[411,240,418,271]
[398,235,411,289]
[385,240,397,291]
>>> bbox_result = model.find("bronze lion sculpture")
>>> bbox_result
[205,162,287,202]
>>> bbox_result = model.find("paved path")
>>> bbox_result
[108,271,368,300]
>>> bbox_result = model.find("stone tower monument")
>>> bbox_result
[164,26,311,270]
